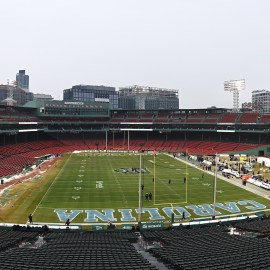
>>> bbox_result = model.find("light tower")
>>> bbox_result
[224,79,245,112]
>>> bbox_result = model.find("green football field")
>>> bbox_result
[29,152,270,224]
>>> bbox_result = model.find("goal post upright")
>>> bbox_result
[185,148,188,204]
[153,152,188,206]
[138,154,142,223]
[153,151,156,204]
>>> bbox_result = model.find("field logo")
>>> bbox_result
[96,181,104,188]
[54,200,266,222]
[76,180,83,183]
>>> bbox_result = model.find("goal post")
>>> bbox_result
[152,152,188,206]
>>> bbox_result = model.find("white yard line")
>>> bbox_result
[106,156,128,207]
[30,154,73,219]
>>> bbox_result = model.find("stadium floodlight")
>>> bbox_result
[224,79,245,112]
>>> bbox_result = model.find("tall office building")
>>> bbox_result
[16,70,29,91]
[252,90,270,113]
[118,85,179,110]
[63,85,118,109]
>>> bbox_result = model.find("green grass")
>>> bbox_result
[24,152,270,224]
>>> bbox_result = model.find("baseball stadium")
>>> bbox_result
[1,101,270,269]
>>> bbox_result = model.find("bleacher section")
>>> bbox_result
[259,114,270,124]
[186,113,206,123]
[110,111,125,122]
[142,224,270,270]
[0,137,263,177]
[1,106,269,177]
[238,112,259,123]
[154,112,168,122]
[0,229,156,270]
[168,112,186,123]
[2,107,270,127]
[203,113,222,123]
[139,113,154,122]
[218,113,238,123]
[1,218,270,269]
[233,218,270,233]
[125,113,139,122]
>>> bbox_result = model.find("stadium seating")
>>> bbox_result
[233,217,270,233]
[186,114,206,123]
[142,224,270,269]
[1,219,270,269]
[154,112,169,122]
[125,113,139,122]
[259,114,270,124]
[238,112,260,123]
[218,113,239,123]
[203,113,222,123]
[0,135,266,177]
[0,229,157,270]
[139,113,154,122]
[110,111,126,122]
[0,155,36,177]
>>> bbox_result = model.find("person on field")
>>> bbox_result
[65,219,70,227]
[145,193,149,200]
[28,214,33,224]
[182,211,185,220]
[168,179,171,184]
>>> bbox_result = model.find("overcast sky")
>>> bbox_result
[1,0,269,108]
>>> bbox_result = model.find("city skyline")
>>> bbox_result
[1,0,270,108]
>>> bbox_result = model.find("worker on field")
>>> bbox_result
[145,193,149,200]
[28,214,33,224]
[168,179,171,184]
[182,211,185,220]
[65,219,70,227]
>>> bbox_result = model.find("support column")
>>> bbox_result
[105,130,108,152]
[128,130,130,152]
